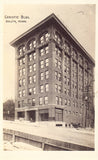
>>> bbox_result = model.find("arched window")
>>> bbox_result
[79,55,83,65]
[39,31,50,44]
[72,49,78,59]
[18,45,25,56]
[54,31,62,45]
[64,41,70,53]
[27,39,36,50]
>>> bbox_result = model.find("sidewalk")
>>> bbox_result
[3,120,94,148]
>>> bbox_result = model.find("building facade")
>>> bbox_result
[10,14,95,127]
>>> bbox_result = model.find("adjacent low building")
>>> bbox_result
[10,13,95,127]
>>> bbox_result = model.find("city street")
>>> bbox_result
[3,120,94,149]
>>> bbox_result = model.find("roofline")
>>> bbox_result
[10,13,55,46]
[10,13,95,65]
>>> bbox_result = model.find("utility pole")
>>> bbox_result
[83,79,94,128]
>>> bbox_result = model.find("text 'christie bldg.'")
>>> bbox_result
[10,13,95,128]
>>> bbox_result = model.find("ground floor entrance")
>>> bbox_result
[27,110,36,122]
[17,111,25,119]
[15,107,92,128]
[55,108,63,121]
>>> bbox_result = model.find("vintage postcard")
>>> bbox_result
[0,0,98,160]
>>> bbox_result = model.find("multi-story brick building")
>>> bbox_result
[10,13,95,127]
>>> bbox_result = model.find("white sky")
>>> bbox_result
[3,4,95,102]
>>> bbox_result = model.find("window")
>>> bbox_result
[40,36,44,44]
[56,96,59,105]
[29,42,33,50]
[58,85,61,93]
[33,52,36,60]
[28,88,32,95]
[74,51,78,59]
[54,32,62,45]
[72,49,78,59]
[18,45,25,56]
[19,59,22,66]
[79,55,83,65]
[65,77,67,84]
[64,42,70,53]
[45,96,48,104]
[67,89,70,96]
[45,84,49,92]
[40,46,49,56]
[28,99,32,105]
[74,82,77,89]
[58,49,62,59]
[64,88,66,94]
[18,101,21,108]
[65,99,67,105]
[19,79,22,87]
[59,97,62,105]
[22,79,25,86]
[40,32,50,44]
[40,85,44,93]
[33,40,36,48]
[55,47,62,59]
[39,97,43,105]
[33,64,36,71]
[79,67,83,76]
[22,100,24,107]
[28,54,32,61]
[67,100,70,106]
[67,67,70,75]
[22,68,25,75]
[32,98,35,106]
[19,91,22,97]
[65,55,70,66]
[40,60,44,68]
[33,75,36,82]
[58,61,61,69]
[40,48,44,56]
[19,48,22,56]
[75,102,78,108]
[45,46,49,54]
[22,90,25,97]
[55,84,58,92]
[19,69,22,76]
[33,87,36,94]
[23,46,25,52]
[28,40,36,50]
[45,32,50,41]
[29,65,32,73]
[55,59,58,67]
[58,73,61,81]
[45,70,49,79]
[22,57,25,64]
[45,58,49,67]
[72,81,74,88]
[85,61,88,69]
[67,78,70,86]
[41,72,44,80]
[28,76,32,84]
[55,71,58,80]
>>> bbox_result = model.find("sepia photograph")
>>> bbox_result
[1,1,97,156]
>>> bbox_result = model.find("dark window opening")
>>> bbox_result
[18,112,25,119]
[40,113,48,121]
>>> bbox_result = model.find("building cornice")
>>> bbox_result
[10,13,95,65]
